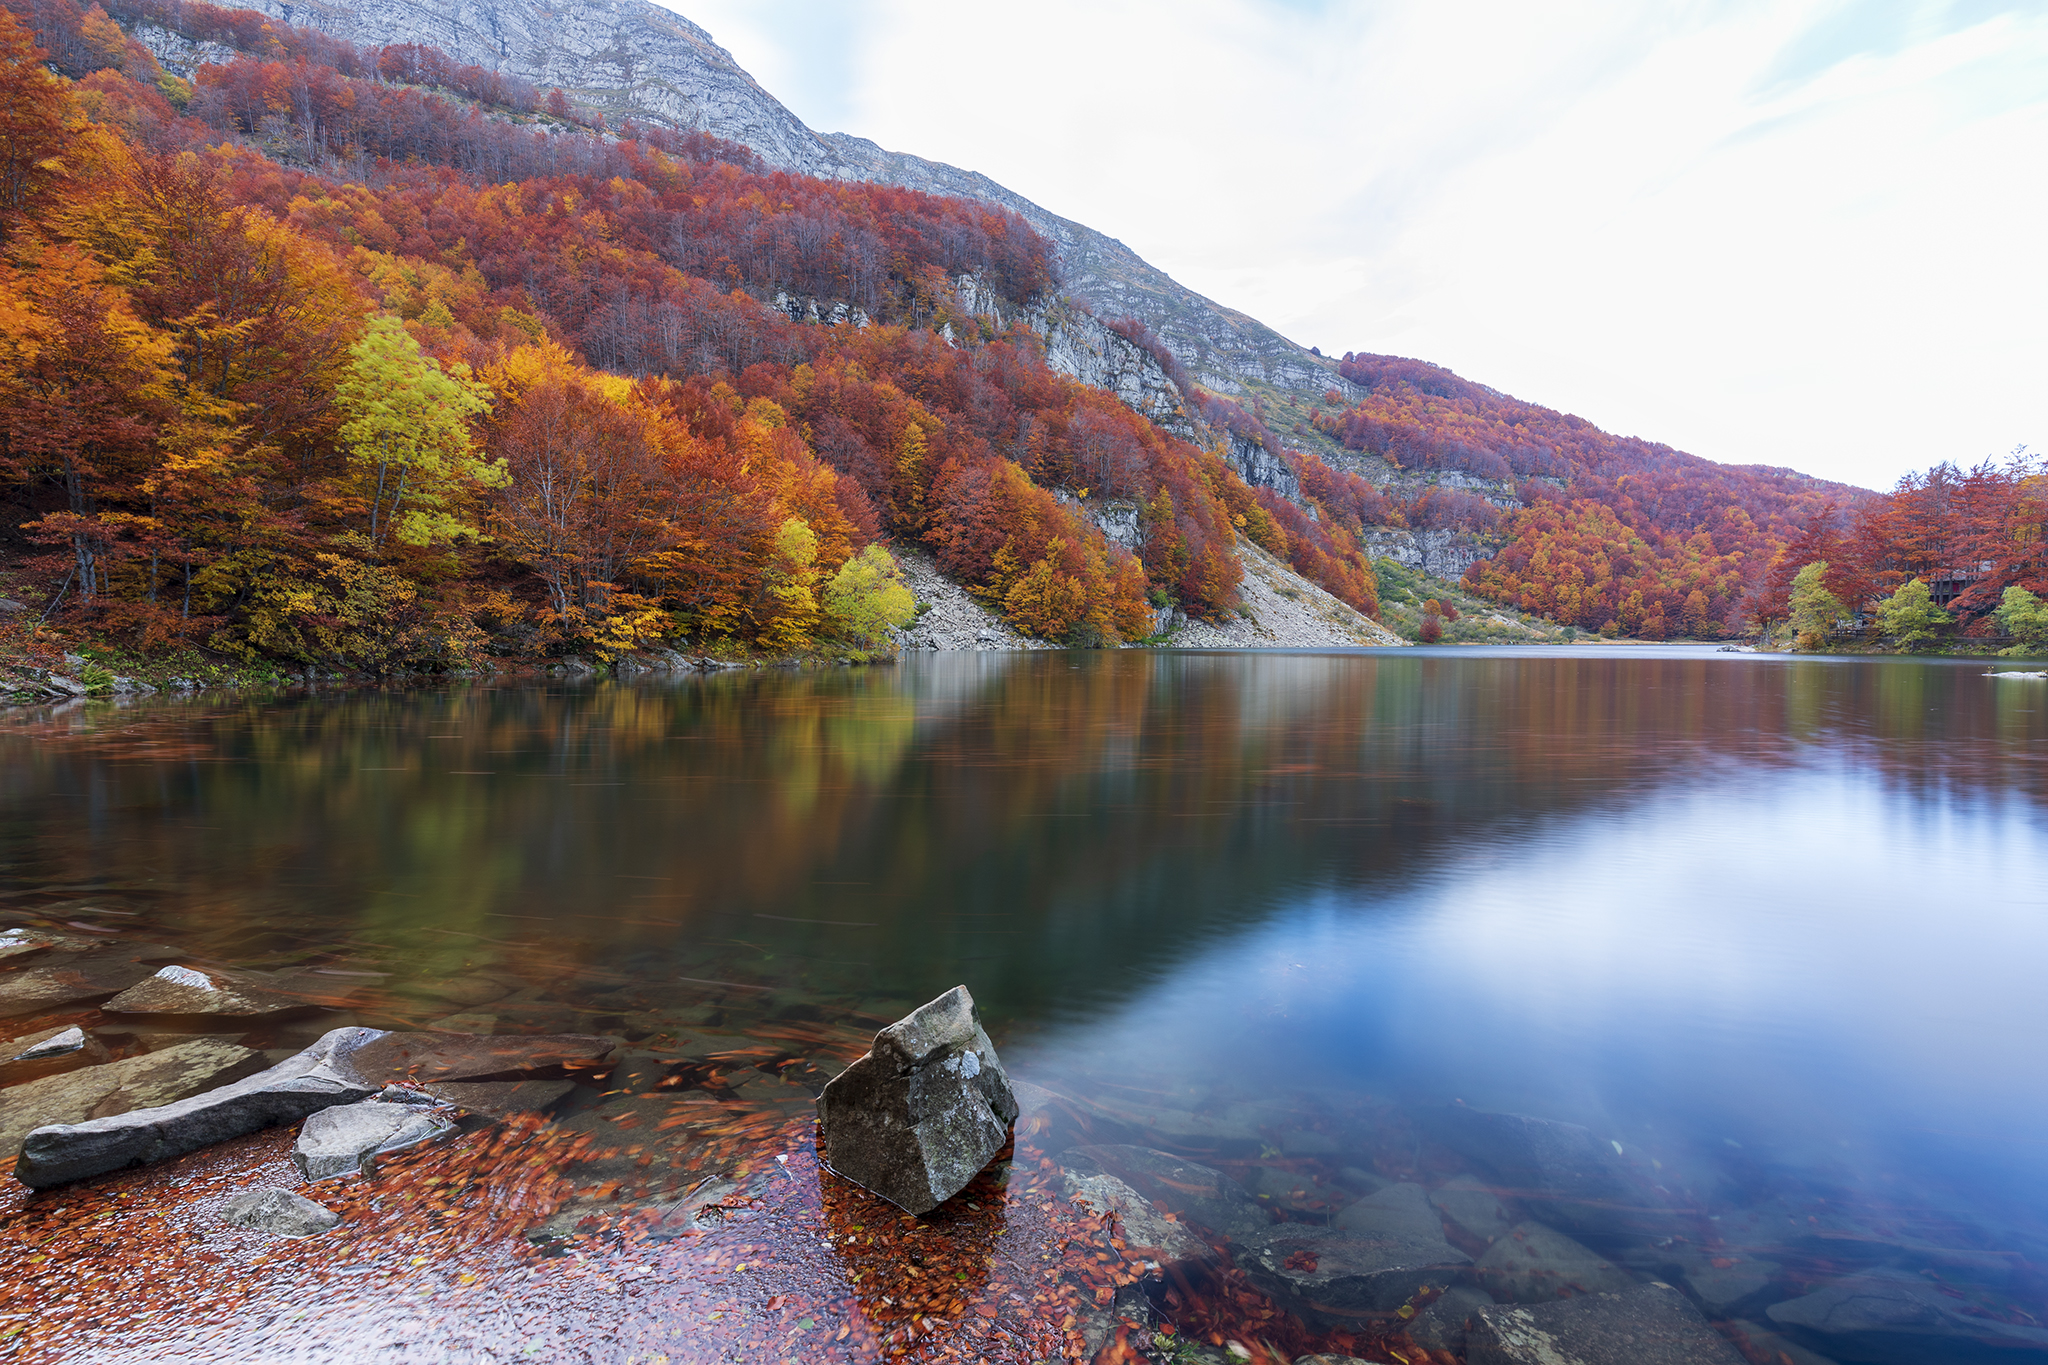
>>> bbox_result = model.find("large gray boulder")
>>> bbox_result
[15,1027,385,1189]
[815,985,1018,1214]
[293,1099,457,1180]
[1468,1283,1749,1365]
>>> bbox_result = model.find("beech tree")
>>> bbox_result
[1788,562,1846,652]
[336,316,500,552]
[821,544,915,653]
[1873,579,1950,653]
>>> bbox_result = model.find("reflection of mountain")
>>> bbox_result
[3,657,2041,1019]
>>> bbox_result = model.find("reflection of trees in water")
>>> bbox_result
[0,655,2038,1015]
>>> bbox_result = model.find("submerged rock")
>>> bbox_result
[345,1031,618,1084]
[426,1078,574,1119]
[1332,1181,1451,1241]
[1475,1220,1639,1303]
[1233,1221,1472,1324]
[1766,1269,2048,1365]
[1431,1173,1519,1242]
[0,957,155,1017]
[1427,1106,1681,1238]
[2,1039,262,1162]
[221,1187,342,1238]
[14,1027,384,1189]
[1408,1284,1496,1355]
[1062,1145,1268,1240]
[0,1025,110,1086]
[101,964,307,1018]
[1468,1283,1747,1365]
[1062,1167,1215,1270]
[815,985,1018,1215]
[294,1099,457,1180]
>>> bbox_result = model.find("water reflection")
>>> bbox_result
[3,649,2047,1357]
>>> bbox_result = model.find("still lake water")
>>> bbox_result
[5,645,2048,1355]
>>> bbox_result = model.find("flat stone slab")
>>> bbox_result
[1063,1168,1216,1270]
[1766,1269,2048,1365]
[294,1099,456,1180]
[2,1039,261,1161]
[1426,1106,1682,1239]
[1062,1145,1269,1240]
[221,1187,341,1237]
[1332,1181,1451,1241]
[1476,1220,1639,1303]
[0,1026,109,1087]
[1234,1222,1472,1325]
[344,1031,618,1085]
[0,958,156,1017]
[101,965,308,1018]
[14,1027,385,1189]
[1431,1174,1519,1241]
[425,1078,574,1119]
[1468,1283,1749,1365]
[816,985,1018,1215]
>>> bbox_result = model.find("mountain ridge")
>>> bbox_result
[224,0,1350,404]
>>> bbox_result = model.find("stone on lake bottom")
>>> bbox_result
[1062,1168,1216,1270]
[1408,1284,1496,1355]
[1467,1283,1748,1365]
[1332,1181,1452,1241]
[1766,1269,2048,1365]
[426,1078,574,1119]
[0,958,155,1017]
[101,964,307,1018]
[1233,1221,1472,1324]
[345,1031,619,1085]
[1431,1173,1519,1242]
[221,1187,341,1237]
[815,985,1018,1215]
[14,1027,384,1189]
[1061,1145,1269,1240]
[1427,1106,1681,1239]
[1476,1220,1638,1303]
[2,1039,262,1164]
[0,1025,110,1087]
[294,1099,457,1180]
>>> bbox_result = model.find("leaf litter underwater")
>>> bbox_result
[0,1044,1442,1365]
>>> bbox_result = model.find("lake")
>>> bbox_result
[2,646,2045,1363]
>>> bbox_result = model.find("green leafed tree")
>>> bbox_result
[1995,586,2048,658]
[335,316,501,552]
[821,544,916,654]
[1788,561,1846,651]
[1872,577,1951,652]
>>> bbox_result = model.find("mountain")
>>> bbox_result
[187,0,1346,402]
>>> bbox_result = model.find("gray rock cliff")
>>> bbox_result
[233,0,1349,401]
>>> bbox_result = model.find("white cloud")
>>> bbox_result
[672,1,2048,490]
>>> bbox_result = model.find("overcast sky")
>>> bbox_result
[673,0,2046,492]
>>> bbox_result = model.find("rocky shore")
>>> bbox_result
[3,908,2029,1363]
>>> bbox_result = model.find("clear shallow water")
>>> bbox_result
[4,647,2047,1357]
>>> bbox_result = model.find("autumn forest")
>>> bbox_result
[1,0,2042,669]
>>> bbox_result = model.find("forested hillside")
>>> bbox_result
[0,0,1392,671]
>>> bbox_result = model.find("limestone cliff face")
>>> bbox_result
[233,0,1350,404]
